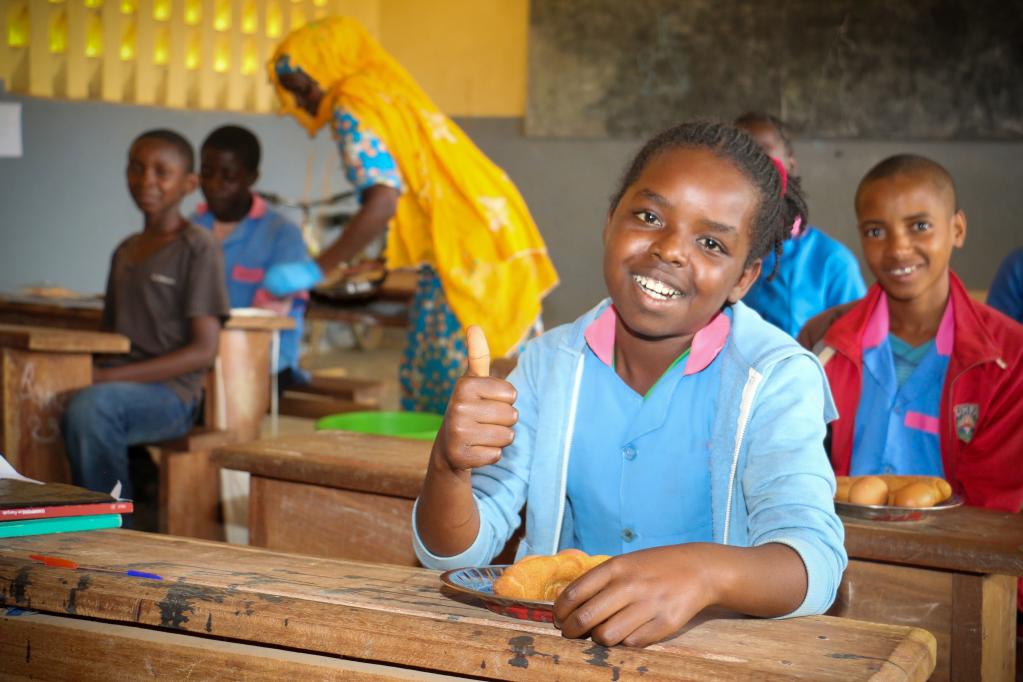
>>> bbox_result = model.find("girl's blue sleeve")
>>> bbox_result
[742,354,847,617]
[987,248,1023,323]
[825,242,867,308]
[412,340,539,569]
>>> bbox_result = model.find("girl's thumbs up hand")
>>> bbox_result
[438,325,518,472]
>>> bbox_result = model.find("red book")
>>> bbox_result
[0,479,132,520]
[0,499,133,520]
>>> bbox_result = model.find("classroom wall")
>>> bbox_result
[1,92,1020,329]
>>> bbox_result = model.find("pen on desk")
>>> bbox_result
[29,554,163,580]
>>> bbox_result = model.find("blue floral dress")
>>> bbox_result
[333,108,469,414]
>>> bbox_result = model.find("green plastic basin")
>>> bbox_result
[315,411,443,440]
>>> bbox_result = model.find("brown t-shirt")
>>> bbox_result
[100,224,230,404]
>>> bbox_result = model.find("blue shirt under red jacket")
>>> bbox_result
[818,271,1023,516]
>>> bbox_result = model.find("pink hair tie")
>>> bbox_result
[770,156,788,197]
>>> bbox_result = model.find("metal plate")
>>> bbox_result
[835,494,963,522]
[439,565,555,622]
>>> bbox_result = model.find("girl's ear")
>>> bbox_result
[602,210,614,246]
[952,209,967,248]
[185,172,200,195]
[728,259,762,304]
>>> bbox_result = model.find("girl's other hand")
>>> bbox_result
[439,325,518,472]
[553,545,719,648]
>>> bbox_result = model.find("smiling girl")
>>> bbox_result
[412,122,846,647]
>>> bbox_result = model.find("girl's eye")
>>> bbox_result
[634,210,661,226]
[698,237,724,253]
[865,227,884,239]
[912,221,931,232]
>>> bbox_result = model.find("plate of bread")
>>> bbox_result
[834,474,962,521]
[440,549,609,622]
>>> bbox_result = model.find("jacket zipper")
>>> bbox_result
[723,367,763,545]
[551,352,586,552]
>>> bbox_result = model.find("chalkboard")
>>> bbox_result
[525,0,1023,139]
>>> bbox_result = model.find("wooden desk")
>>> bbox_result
[829,507,1022,681]
[217,433,1021,681]
[214,431,432,565]
[0,323,129,482]
[0,530,936,680]
[0,295,293,443]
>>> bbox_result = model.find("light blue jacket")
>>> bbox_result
[414,299,848,617]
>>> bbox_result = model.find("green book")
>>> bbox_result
[0,513,122,538]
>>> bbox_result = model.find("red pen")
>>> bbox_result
[29,554,162,580]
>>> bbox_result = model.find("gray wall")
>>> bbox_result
[2,91,1020,328]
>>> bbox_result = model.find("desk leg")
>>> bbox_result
[830,559,1017,682]
[950,572,1016,681]
[214,329,271,442]
[213,329,271,546]
[0,348,89,482]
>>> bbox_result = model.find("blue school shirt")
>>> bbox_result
[743,226,866,337]
[191,195,310,372]
[850,296,954,477]
[987,247,1023,323]
[566,305,731,555]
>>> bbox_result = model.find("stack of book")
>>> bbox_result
[0,478,131,538]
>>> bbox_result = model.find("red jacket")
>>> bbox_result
[820,272,1023,514]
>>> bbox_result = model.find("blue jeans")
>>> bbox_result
[63,382,196,500]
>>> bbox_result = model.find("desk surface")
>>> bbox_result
[0,322,129,353]
[842,506,1023,576]
[214,430,432,498]
[0,294,294,332]
[0,530,935,681]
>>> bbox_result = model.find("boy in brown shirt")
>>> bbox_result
[63,130,229,500]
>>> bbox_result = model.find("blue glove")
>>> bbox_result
[263,262,323,297]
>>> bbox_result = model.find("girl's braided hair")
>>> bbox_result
[609,121,808,278]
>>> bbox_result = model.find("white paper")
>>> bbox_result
[0,103,22,158]
[0,453,43,484]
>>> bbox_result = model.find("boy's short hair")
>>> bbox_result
[856,154,958,211]
[131,129,195,172]
[201,125,261,173]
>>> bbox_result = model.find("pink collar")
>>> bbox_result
[863,292,955,356]
[583,305,731,376]
[195,193,267,220]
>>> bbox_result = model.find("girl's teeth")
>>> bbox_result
[633,274,681,300]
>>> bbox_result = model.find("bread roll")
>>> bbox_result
[848,476,889,506]
[834,474,951,508]
[494,549,610,601]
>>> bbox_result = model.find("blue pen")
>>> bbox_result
[30,555,163,580]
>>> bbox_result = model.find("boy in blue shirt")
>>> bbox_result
[191,125,313,387]
[735,112,866,337]
[987,248,1023,323]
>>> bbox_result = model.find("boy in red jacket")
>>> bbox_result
[808,154,1023,515]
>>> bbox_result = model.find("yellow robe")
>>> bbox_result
[269,17,558,356]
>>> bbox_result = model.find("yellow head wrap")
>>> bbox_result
[268,17,558,357]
